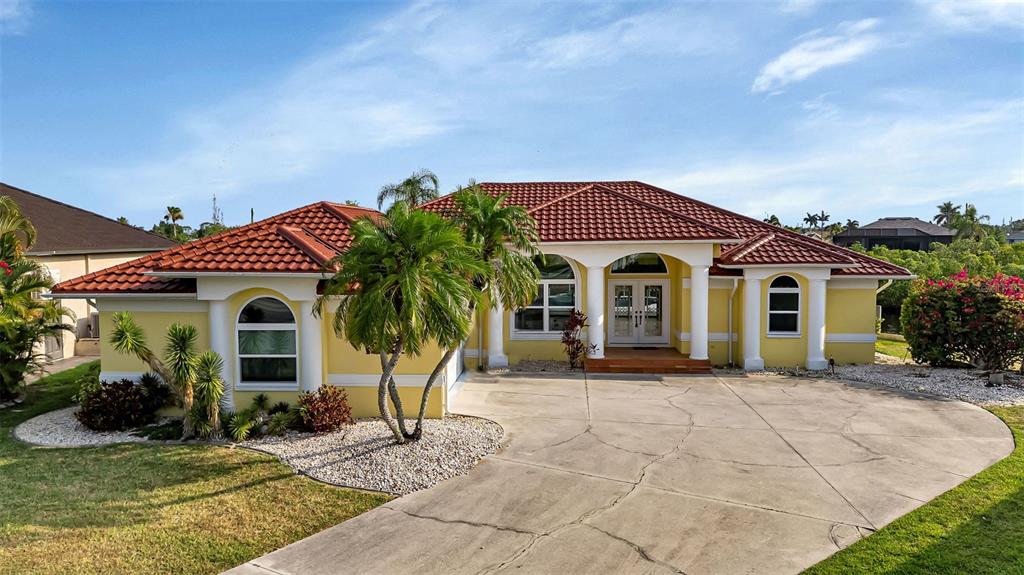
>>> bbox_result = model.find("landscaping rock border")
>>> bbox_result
[242,415,503,495]
[13,406,155,447]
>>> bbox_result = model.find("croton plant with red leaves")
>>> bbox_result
[902,269,1024,371]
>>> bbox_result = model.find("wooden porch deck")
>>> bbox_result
[585,347,713,374]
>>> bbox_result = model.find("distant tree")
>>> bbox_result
[116,216,130,225]
[763,214,782,226]
[344,200,361,206]
[933,202,961,227]
[376,169,440,209]
[164,206,184,239]
[803,212,819,231]
[953,203,990,241]
[844,219,859,232]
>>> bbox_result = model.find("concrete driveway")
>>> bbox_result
[227,373,1012,575]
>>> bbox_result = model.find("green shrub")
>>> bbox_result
[75,376,171,431]
[269,401,291,415]
[298,386,353,433]
[901,271,1024,370]
[72,364,102,404]
[267,409,301,436]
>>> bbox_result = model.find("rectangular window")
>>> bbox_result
[240,357,297,382]
[514,282,575,333]
[767,292,800,335]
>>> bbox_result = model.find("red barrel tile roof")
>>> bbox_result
[53,181,910,296]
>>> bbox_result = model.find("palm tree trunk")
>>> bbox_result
[413,346,456,439]
[379,352,411,438]
[378,339,406,444]
[137,349,196,440]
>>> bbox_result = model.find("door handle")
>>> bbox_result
[634,310,639,328]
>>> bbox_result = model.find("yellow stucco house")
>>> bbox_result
[51,181,911,418]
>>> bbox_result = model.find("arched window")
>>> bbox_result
[767,275,800,336]
[610,253,667,274]
[514,255,576,333]
[237,297,297,384]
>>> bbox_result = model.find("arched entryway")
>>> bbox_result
[606,253,671,345]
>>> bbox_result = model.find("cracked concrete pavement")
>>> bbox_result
[224,373,1012,575]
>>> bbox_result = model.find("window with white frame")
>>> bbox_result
[767,275,800,335]
[514,255,576,333]
[237,297,298,384]
[610,253,667,274]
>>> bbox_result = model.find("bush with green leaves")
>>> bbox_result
[74,376,171,431]
[901,271,1024,371]
[298,386,353,433]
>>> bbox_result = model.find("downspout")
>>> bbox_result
[876,279,894,294]
[875,279,894,334]
[727,278,739,367]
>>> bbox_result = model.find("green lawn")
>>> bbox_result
[805,405,1024,574]
[875,338,911,360]
[0,362,390,575]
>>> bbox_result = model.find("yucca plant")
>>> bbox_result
[109,312,224,440]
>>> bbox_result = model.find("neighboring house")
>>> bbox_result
[51,181,910,418]
[1008,230,1024,244]
[833,217,955,251]
[2,183,175,359]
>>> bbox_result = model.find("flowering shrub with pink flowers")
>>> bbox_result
[901,270,1024,372]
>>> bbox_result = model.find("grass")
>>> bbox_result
[0,362,391,575]
[805,405,1024,574]
[875,338,911,360]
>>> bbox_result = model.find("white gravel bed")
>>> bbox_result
[242,415,503,495]
[510,359,575,373]
[13,406,154,447]
[716,359,1024,407]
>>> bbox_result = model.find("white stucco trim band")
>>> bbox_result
[826,333,877,343]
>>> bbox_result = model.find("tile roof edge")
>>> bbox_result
[722,232,775,263]
[276,225,339,269]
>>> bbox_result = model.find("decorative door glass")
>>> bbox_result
[613,284,634,339]
[642,285,663,338]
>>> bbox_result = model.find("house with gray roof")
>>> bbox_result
[834,217,955,251]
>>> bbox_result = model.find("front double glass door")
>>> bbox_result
[608,280,671,345]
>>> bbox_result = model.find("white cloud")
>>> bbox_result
[641,99,1024,221]
[779,0,820,15]
[752,18,882,93]
[922,0,1024,31]
[1,0,31,34]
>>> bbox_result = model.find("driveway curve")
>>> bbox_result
[226,373,1012,575]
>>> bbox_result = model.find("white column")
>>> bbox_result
[299,300,324,391]
[689,265,710,361]
[806,278,828,370]
[586,265,605,359]
[208,300,234,409]
[742,277,765,370]
[487,302,508,368]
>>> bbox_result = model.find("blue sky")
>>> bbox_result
[2,0,1022,228]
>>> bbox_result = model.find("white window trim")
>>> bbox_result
[766,276,801,338]
[236,296,299,390]
[511,256,581,341]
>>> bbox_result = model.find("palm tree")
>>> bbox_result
[410,185,541,438]
[0,196,37,259]
[803,212,819,232]
[763,214,782,227]
[953,203,990,241]
[0,258,74,400]
[109,313,223,439]
[933,201,961,227]
[164,206,184,239]
[844,218,859,232]
[317,201,484,443]
[376,169,440,209]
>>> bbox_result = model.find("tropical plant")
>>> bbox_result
[317,201,484,443]
[0,195,37,259]
[164,206,184,239]
[376,169,440,209]
[901,271,1024,371]
[952,203,990,241]
[763,214,782,227]
[803,212,819,231]
[190,351,225,439]
[561,309,595,370]
[74,376,171,431]
[0,257,74,401]
[297,386,353,433]
[108,312,225,439]
[933,201,962,227]
[844,219,859,232]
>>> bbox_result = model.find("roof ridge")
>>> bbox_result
[525,183,596,214]
[276,225,337,268]
[725,232,775,263]
[588,184,740,240]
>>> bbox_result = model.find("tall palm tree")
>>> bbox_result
[844,218,859,232]
[0,196,37,259]
[408,185,541,437]
[317,201,484,443]
[953,203,990,241]
[164,206,184,239]
[0,258,74,400]
[376,169,440,209]
[933,201,961,227]
[803,212,819,232]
